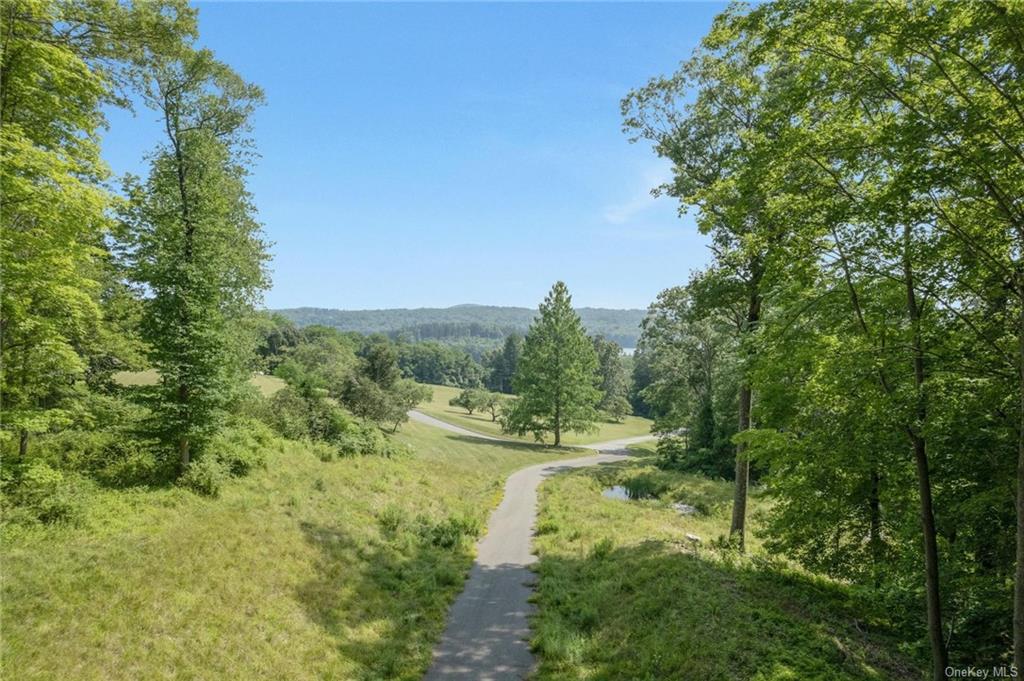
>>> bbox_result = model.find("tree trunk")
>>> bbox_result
[18,428,28,458]
[730,384,751,549]
[730,287,761,550]
[1014,272,1024,672]
[178,436,190,472]
[554,393,561,447]
[903,229,947,680]
[911,431,947,680]
[869,466,883,588]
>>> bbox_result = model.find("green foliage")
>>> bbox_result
[0,0,196,456]
[4,461,84,525]
[592,335,632,422]
[482,334,523,393]
[503,282,603,446]
[178,457,230,497]
[624,0,1024,668]
[118,48,268,469]
[397,341,483,388]
[448,388,489,415]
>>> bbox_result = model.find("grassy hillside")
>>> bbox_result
[275,304,646,350]
[112,370,286,397]
[416,383,653,445]
[2,422,565,681]
[531,446,923,680]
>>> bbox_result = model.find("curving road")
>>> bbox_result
[411,410,655,681]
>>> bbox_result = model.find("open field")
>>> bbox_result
[530,446,923,681]
[416,383,653,445]
[2,422,567,681]
[112,370,286,397]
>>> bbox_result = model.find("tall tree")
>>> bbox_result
[119,48,268,471]
[503,282,601,446]
[623,31,796,548]
[0,0,195,456]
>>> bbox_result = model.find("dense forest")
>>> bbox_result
[623,2,1022,677]
[275,305,645,354]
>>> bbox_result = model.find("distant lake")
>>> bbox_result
[622,347,635,356]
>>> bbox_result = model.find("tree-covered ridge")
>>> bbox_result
[274,304,645,349]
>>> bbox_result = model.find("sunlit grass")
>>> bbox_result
[112,370,286,397]
[2,421,563,681]
[416,383,653,445]
[530,445,923,681]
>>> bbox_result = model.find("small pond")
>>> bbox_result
[602,485,655,501]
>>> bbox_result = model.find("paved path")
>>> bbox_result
[413,410,654,681]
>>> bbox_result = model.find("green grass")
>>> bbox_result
[416,383,653,445]
[112,370,286,397]
[530,445,923,681]
[2,421,565,681]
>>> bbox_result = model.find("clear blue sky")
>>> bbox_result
[101,1,724,310]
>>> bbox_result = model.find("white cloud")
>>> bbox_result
[601,165,673,225]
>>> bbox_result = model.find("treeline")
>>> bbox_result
[275,305,644,350]
[623,1,1021,676]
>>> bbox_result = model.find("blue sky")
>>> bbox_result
[101,2,724,310]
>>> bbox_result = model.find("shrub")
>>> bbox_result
[589,537,615,560]
[32,431,161,488]
[208,421,272,477]
[377,504,406,535]
[178,458,230,497]
[418,513,482,549]
[8,461,83,524]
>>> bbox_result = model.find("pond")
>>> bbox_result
[602,485,655,501]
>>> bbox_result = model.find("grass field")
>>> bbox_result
[112,369,286,397]
[2,421,565,681]
[416,383,653,445]
[530,445,922,680]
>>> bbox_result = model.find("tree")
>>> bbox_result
[638,282,737,478]
[0,0,195,456]
[592,335,632,422]
[449,388,486,415]
[480,392,506,422]
[623,35,794,548]
[483,334,523,394]
[119,48,268,472]
[503,282,602,446]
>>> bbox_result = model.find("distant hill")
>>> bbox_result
[274,304,646,354]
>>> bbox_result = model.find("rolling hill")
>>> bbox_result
[274,304,646,354]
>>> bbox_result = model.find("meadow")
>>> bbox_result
[112,370,286,398]
[2,421,565,681]
[416,383,653,445]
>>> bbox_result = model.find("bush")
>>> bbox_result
[418,513,482,548]
[178,458,230,497]
[208,421,271,477]
[7,461,84,524]
[377,504,406,535]
[32,431,161,488]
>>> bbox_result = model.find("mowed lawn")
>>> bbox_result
[530,446,923,681]
[112,369,286,397]
[2,422,562,681]
[416,383,654,445]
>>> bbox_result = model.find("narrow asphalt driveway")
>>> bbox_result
[411,410,654,681]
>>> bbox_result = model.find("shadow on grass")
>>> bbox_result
[531,538,924,681]
[296,519,485,680]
